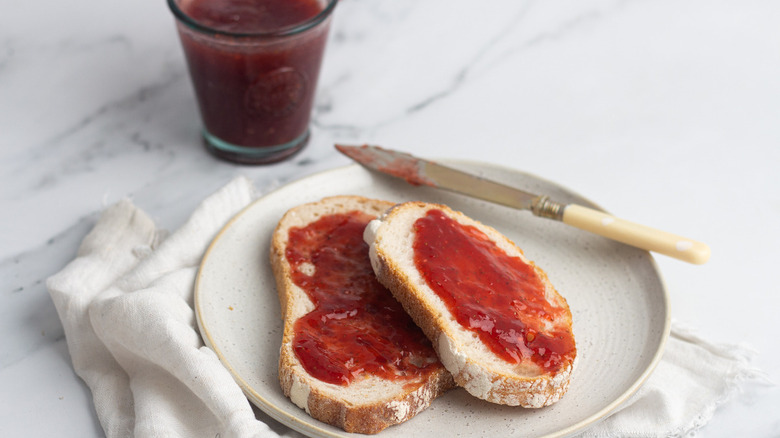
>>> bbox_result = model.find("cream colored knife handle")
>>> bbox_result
[561,204,711,264]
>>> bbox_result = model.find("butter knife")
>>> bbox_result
[335,144,710,264]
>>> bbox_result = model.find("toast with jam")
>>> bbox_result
[364,201,576,407]
[270,196,454,434]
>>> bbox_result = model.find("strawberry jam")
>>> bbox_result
[170,0,335,163]
[413,209,576,372]
[286,211,441,385]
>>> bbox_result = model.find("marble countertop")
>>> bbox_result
[2,0,778,436]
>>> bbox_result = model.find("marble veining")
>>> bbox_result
[2,0,779,436]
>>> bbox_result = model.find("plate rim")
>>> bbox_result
[194,161,672,438]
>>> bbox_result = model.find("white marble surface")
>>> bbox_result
[2,0,779,436]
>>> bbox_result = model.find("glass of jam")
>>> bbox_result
[168,0,337,164]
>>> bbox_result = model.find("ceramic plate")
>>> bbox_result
[195,161,670,438]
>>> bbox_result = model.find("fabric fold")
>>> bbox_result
[580,323,767,437]
[49,177,290,438]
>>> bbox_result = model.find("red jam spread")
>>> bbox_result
[286,211,440,386]
[177,0,330,147]
[413,209,576,372]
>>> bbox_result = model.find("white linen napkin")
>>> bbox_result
[48,176,762,438]
[578,324,763,438]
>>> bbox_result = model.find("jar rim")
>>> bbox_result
[167,0,338,38]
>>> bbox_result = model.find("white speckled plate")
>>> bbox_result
[195,161,670,438]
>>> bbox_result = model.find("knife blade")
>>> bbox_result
[335,144,710,264]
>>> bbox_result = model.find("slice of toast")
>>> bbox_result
[270,196,454,434]
[364,201,576,408]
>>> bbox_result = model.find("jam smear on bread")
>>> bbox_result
[413,209,576,373]
[286,211,441,385]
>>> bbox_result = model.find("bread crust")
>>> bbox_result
[270,196,454,434]
[365,201,576,408]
